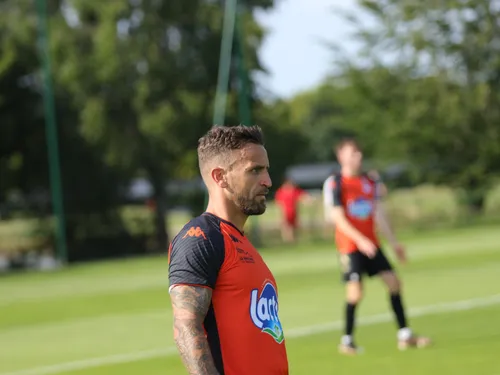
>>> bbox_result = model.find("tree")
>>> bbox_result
[0,0,50,209]
[254,100,309,187]
[336,0,500,210]
[1,0,294,260]
[48,0,275,248]
[0,0,151,262]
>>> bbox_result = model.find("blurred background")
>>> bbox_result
[1,0,500,374]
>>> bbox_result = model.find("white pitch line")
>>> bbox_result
[287,293,500,339]
[0,347,179,375]
[3,294,500,375]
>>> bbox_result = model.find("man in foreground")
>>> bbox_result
[324,138,431,354]
[168,125,289,374]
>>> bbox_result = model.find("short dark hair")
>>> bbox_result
[335,138,361,153]
[197,125,265,170]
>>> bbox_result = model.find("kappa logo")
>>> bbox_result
[182,226,206,240]
[230,234,241,243]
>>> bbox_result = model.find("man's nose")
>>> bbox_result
[261,172,272,188]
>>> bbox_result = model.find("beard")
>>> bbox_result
[226,182,268,216]
[235,193,267,216]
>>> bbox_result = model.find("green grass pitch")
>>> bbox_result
[1,224,499,375]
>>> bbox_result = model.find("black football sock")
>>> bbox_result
[390,293,408,329]
[344,303,357,341]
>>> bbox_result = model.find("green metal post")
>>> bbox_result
[36,0,68,264]
[205,0,238,209]
[235,6,261,246]
[212,0,238,127]
[235,10,252,126]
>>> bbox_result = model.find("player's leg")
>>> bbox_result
[370,250,431,349]
[289,214,298,242]
[280,213,293,243]
[378,271,411,339]
[379,270,431,349]
[340,279,363,354]
[282,213,297,243]
[339,252,364,355]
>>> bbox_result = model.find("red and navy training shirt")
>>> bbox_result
[168,212,289,375]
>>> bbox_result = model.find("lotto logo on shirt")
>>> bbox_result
[347,198,373,220]
[250,282,285,344]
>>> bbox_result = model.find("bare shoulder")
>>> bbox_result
[170,285,213,319]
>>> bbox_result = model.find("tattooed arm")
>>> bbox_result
[168,222,226,374]
[170,285,220,375]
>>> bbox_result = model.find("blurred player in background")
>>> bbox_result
[275,179,312,243]
[323,170,387,239]
[168,125,289,375]
[324,138,431,355]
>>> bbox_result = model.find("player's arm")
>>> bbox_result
[374,202,398,248]
[374,186,406,262]
[368,170,388,198]
[331,207,372,245]
[168,229,224,375]
[170,286,220,375]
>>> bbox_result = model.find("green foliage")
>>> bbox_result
[254,101,309,187]
[286,83,356,162]
[383,184,463,230]
[282,0,500,209]
[345,0,500,208]
[0,0,283,256]
[5,0,500,260]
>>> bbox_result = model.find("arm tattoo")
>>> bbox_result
[170,285,220,375]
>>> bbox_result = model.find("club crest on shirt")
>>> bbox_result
[361,178,372,194]
[250,282,285,344]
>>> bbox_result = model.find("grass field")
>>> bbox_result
[1,224,500,375]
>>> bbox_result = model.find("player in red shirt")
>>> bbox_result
[168,125,289,375]
[324,138,431,355]
[274,179,311,243]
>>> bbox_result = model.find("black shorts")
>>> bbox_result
[339,249,393,283]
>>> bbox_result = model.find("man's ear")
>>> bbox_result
[211,167,228,188]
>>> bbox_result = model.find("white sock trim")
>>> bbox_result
[341,335,353,345]
[398,327,413,341]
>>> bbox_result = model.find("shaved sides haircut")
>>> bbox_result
[197,125,265,175]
